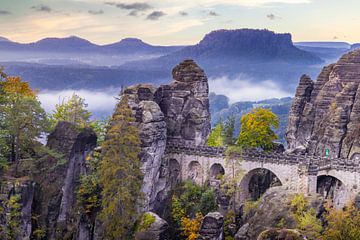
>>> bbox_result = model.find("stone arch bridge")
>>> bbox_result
[165,144,360,207]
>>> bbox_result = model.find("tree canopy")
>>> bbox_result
[98,96,143,239]
[237,108,279,150]
[50,93,91,128]
[0,70,49,166]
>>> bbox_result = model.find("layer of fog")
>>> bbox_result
[38,77,292,119]
[209,76,292,103]
[0,51,162,67]
[38,88,120,119]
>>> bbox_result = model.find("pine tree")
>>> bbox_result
[222,115,236,146]
[98,95,143,239]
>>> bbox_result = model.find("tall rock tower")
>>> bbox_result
[155,59,211,146]
[286,49,360,159]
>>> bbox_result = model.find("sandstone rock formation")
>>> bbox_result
[0,180,35,239]
[134,212,170,240]
[123,85,168,211]
[235,187,323,240]
[155,59,211,146]
[121,59,211,214]
[197,212,224,240]
[36,122,97,239]
[286,49,360,159]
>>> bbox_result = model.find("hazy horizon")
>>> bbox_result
[2,0,360,45]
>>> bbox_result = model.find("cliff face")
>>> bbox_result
[286,49,360,159]
[120,60,211,215]
[155,59,211,146]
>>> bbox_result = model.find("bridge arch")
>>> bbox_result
[210,163,225,180]
[316,173,349,208]
[187,161,203,184]
[239,168,282,202]
[168,159,181,187]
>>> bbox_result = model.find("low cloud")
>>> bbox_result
[266,13,281,20]
[209,76,291,103]
[88,10,104,15]
[0,10,10,15]
[31,4,52,13]
[38,89,120,118]
[146,11,166,20]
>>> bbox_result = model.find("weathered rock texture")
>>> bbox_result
[36,122,97,239]
[134,212,170,240]
[123,85,168,212]
[0,180,35,239]
[197,212,224,240]
[155,59,211,146]
[235,187,323,240]
[286,49,360,159]
[121,59,211,214]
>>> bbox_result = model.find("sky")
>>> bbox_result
[1,0,360,45]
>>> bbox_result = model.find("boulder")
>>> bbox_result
[135,212,170,240]
[197,212,224,240]
[235,187,323,240]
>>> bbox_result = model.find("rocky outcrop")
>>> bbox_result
[197,212,224,240]
[235,187,323,240]
[0,180,35,239]
[257,229,304,240]
[155,59,211,146]
[35,122,97,239]
[123,84,168,212]
[134,212,170,240]
[286,49,360,158]
[121,59,211,214]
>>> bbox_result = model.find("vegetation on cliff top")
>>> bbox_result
[98,95,143,239]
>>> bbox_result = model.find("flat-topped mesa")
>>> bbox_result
[155,59,211,146]
[286,49,360,160]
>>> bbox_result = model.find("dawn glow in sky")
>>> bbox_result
[1,0,360,45]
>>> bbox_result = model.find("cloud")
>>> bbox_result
[179,11,188,16]
[0,10,10,15]
[146,11,166,20]
[266,13,281,20]
[31,4,52,13]
[105,2,151,11]
[208,11,219,16]
[88,9,104,15]
[38,89,119,118]
[209,76,291,103]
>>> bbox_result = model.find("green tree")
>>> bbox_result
[237,108,279,150]
[98,96,143,239]
[223,116,236,146]
[50,93,91,128]
[207,121,224,147]
[0,74,49,166]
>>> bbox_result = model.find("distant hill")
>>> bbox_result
[122,29,323,92]
[209,93,292,145]
[0,29,327,93]
[294,41,351,49]
[351,43,360,50]
[0,36,184,55]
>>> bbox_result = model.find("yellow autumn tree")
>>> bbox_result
[322,202,360,240]
[237,108,279,150]
[181,213,203,240]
